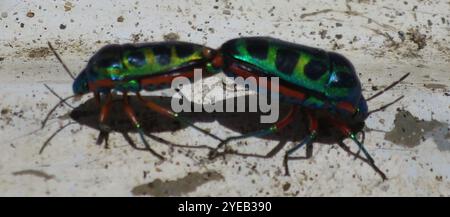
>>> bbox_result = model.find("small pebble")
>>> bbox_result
[26,11,35,18]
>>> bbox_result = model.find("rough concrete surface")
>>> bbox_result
[0,0,449,196]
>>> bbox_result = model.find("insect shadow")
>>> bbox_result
[44,94,377,176]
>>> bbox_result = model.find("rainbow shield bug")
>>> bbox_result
[208,37,409,179]
[42,41,222,160]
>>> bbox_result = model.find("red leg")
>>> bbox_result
[96,93,113,146]
[283,110,318,176]
[122,92,165,160]
[135,93,223,142]
[329,118,387,180]
[330,118,375,164]
[98,93,112,129]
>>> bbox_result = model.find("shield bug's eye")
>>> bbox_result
[304,59,327,80]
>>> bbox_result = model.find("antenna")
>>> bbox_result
[47,41,75,79]
[366,73,409,101]
[368,95,404,115]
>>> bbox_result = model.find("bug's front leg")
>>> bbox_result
[337,141,387,180]
[331,119,387,180]
[98,92,113,130]
[95,92,113,147]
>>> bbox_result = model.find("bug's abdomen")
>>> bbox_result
[87,42,213,93]
[121,42,208,78]
[221,37,332,96]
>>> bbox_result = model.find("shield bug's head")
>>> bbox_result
[324,52,369,126]
[348,95,369,132]
[72,69,89,95]
[355,95,369,120]
[326,52,362,103]
[73,44,124,95]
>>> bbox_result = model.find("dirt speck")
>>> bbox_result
[59,24,66,30]
[0,57,4,61]
[423,83,448,91]
[223,10,231,15]
[24,47,51,59]
[319,30,328,39]
[300,9,332,19]
[12,170,55,180]
[282,182,291,191]
[131,171,223,196]
[130,33,143,43]
[385,110,449,150]
[163,32,180,41]
[117,16,124,22]
[26,11,35,18]
[26,47,51,59]
[1,108,10,115]
[406,27,427,50]
[64,2,74,12]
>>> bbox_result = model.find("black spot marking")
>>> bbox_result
[304,60,327,80]
[246,39,269,60]
[330,71,356,88]
[175,44,195,58]
[95,44,122,57]
[275,48,299,75]
[97,57,121,69]
[127,51,146,67]
[153,45,171,65]
[221,39,240,56]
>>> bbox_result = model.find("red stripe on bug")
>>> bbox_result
[275,105,298,129]
[336,101,356,114]
[140,71,196,86]
[89,79,115,91]
[229,64,306,101]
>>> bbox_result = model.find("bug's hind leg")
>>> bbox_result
[209,105,298,159]
[283,110,318,176]
[123,92,165,160]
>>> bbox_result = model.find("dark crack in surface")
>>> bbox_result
[12,169,55,180]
